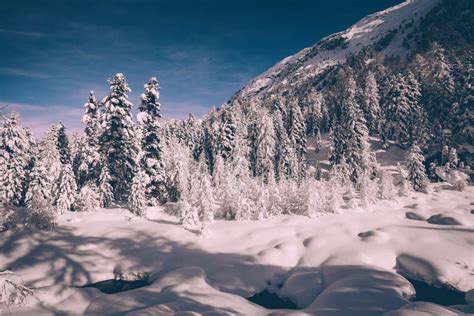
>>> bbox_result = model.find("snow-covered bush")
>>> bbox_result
[378,171,397,200]
[0,270,37,310]
[359,174,378,208]
[435,166,469,191]
[0,207,56,231]
[75,183,101,212]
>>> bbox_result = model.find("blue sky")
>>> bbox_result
[0,0,402,136]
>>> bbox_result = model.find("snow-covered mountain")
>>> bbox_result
[229,0,439,103]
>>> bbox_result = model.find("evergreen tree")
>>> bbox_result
[192,169,216,224]
[406,144,429,192]
[54,163,77,214]
[362,71,381,134]
[97,164,113,208]
[163,137,192,203]
[218,107,237,162]
[78,91,102,186]
[0,112,30,206]
[100,73,137,201]
[273,109,298,180]
[138,77,167,202]
[128,165,148,216]
[75,184,100,212]
[25,130,62,212]
[331,72,373,184]
[55,122,71,164]
[255,111,276,183]
[202,107,220,174]
[382,73,412,148]
[287,100,307,177]
[424,43,456,126]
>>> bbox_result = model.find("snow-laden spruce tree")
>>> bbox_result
[382,73,412,148]
[100,73,137,201]
[255,111,276,183]
[405,71,429,146]
[78,91,102,186]
[287,100,307,177]
[55,122,71,164]
[54,163,77,214]
[137,77,167,202]
[189,164,216,234]
[202,107,220,174]
[331,72,374,184]
[25,127,62,224]
[424,43,456,125]
[218,107,237,161]
[273,109,298,181]
[163,137,191,203]
[97,163,113,208]
[128,163,148,216]
[362,71,381,134]
[406,144,429,192]
[0,112,31,206]
[75,183,101,212]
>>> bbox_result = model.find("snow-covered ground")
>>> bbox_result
[0,182,473,315]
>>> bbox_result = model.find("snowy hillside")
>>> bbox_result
[231,0,438,101]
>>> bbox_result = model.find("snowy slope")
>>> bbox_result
[230,0,438,102]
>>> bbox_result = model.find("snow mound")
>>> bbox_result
[385,301,463,316]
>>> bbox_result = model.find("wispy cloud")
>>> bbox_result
[0,28,49,38]
[0,67,52,79]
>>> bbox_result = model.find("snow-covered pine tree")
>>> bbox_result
[405,71,429,146]
[287,100,307,178]
[255,111,276,183]
[192,167,216,226]
[184,113,203,161]
[54,122,71,164]
[128,164,148,216]
[97,163,113,208]
[362,71,381,134]
[202,107,220,175]
[75,183,101,212]
[163,137,191,203]
[382,73,412,148]
[25,129,62,213]
[100,73,137,201]
[273,109,298,181]
[406,144,429,192]
[332,72,373,184]
[137,77,167,202]
[0,112,30,206]
[54,163,77,214]
[78,91,102,186]
[424,43,456,127]
[218,107,237,162]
